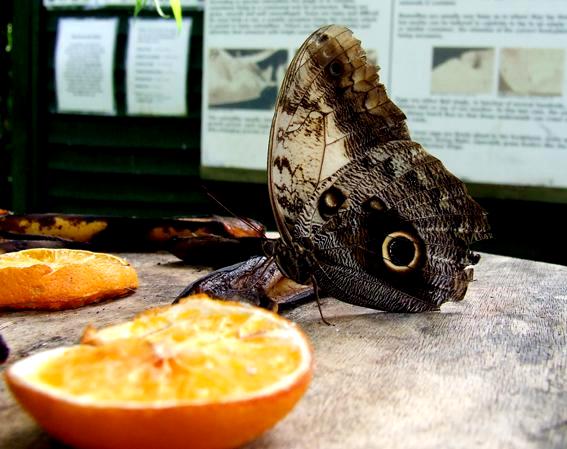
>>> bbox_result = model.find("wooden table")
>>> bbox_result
[1,252,565,448]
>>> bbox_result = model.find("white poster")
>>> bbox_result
[201,0,567,189]
[55,17,118,115]
[201,0,390,172]
[390,0,567,188]
[126,18,192,116]
[44,0,203,9]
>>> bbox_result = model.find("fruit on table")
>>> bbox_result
[0,248,138,310]
[5,294,313,449]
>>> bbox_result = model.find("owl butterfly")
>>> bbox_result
[264,25,491,312]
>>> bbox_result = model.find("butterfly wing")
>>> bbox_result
[296,140,491,311]
[268,25,409,242]
[269,24,490,310]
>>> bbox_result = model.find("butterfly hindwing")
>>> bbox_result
[295,141,490,311]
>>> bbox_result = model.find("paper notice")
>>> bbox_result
[201,0,389,173]
[55,18,118,115]
[201,0,567,189]
[126,18,192,116]
[44,0,204,8]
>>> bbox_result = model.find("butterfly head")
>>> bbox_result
[263,237,315,285]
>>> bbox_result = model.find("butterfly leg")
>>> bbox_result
[311,276,333,326]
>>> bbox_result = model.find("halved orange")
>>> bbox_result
[5,294,313,449]
[0,248,138,310]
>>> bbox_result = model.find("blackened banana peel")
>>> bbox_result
[174,255,315,312]
[1,211,317,312]
[0,212,265,266]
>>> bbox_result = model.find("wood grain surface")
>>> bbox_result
[0,252,565,449]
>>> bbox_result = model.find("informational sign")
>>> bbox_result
[44,0,203,9]
[126,18,192,116]
[201,0,567,189]
[55,17,118,115]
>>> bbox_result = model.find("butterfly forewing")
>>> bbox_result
[268,25,409,242]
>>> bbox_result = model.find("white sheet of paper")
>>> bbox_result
[44,0,203,8]
[55,18,118,115]
[126,18,192,116]
[201,0,567,190]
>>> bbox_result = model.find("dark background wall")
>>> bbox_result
[1,3,566,266]
[0,1,13,208]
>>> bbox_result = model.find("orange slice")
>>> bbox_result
[0,248,138,310]
[5,294,313,449]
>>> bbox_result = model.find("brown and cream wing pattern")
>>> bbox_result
[293,140,491,311]
[267,24,491,311]
[268,25,409,242]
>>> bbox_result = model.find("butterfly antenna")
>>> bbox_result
[200,185,266,236]
[311,275,332,326]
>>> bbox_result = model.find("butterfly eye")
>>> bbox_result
[318,187,346,220]
[327,61,344,77]
[382,231,422,273]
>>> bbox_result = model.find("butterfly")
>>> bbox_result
[264,25,491,313]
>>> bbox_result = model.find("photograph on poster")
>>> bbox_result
[499,48,565,97]
[431,47,495,95]
[208,49,288,110]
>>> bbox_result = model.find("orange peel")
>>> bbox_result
[5,294,313,449]
[0,248,138,310]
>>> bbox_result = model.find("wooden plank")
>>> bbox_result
[201,166,268,184]
[47,146,200,176]
[44,198,212,218]
[46,116,201,149]
[467,182,567,204]
[0,252,565,448]
[47,172,208,203]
